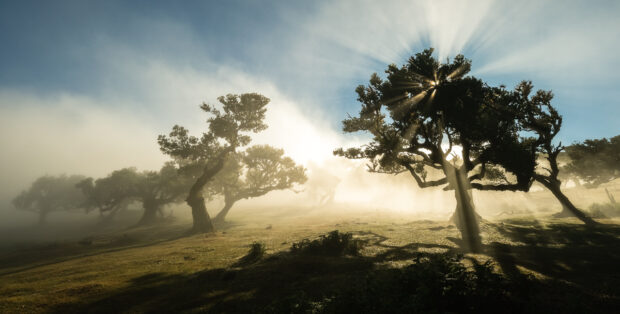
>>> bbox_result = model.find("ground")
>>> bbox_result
[1,185,620,313]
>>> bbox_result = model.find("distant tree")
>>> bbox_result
[335,49,537,252]
[78,163,194,226]
[135,162,193,226]
[158,93,269,233]
[513,81,597,225]
[212,145,307,224]
[563,135,620,188]
[304,162,341,207]
[77,168,141,223]
[556,152,582,188]
[13,175,86,225]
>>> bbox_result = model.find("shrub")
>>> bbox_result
[290,230,364,256]
[323,254,535,313]
[235,241,266,266]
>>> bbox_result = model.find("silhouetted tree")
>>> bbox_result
[158,93,269,233]
[212,145,307,224]
[77,168,141,223]
[335,49,536,252]
[13,175,86,225]
[513,81,597,225]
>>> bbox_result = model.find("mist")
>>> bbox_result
[1,1,620,312]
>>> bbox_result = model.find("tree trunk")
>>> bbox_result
[605,188,616,204]
[539,178,598,225]
[187,196,215,233]
[214,195,236,224]
[451,166,482,253]
[137,198,160,226]
[185,152,230,233]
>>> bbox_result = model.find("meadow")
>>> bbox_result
[1,184,619,313]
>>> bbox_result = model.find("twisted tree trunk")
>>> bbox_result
[137,198,160,226]
[186,148,232,233]
[213,193,236,224]
[537,176,597,225]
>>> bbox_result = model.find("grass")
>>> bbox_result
[0,206,619,313]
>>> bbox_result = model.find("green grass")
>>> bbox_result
[0,208,619,313]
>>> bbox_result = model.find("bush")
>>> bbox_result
[235,241,266,266]
[323,254,535,313]
[290,230,363,256]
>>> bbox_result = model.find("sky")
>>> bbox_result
[1,0,620,202]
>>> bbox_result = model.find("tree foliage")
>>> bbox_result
[13,174,86,224]
[335,49,535,191]
[78,163,193,225]
[77,168,142,220]
[212,145,307,223]
[563,135,620,188]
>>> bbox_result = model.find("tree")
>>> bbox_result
[77,168,141,223]
[158,93,269,233]
[78,164,193,226]
[335,49,536,252]
[563,135,620,188]
[135,162,194,226]
[212,145,307,224]
[13,175,86,225]
[512,81,597,225]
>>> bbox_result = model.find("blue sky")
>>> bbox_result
[1,0,620,196]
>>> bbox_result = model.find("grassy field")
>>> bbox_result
[1,187,620,313]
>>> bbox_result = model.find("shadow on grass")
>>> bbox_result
[51,225,620,313]
[489,223,620,293]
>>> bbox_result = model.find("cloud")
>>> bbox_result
[0,40,361,204]
[0,90,166,200]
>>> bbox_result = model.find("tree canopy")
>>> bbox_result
[158,93,270,233]
[212,145,307,223]
[77,168,142,221]
[78,163,193,226]
[13,174,87,224]
[563,135,620,188]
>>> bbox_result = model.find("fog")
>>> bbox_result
[1,0,619,243]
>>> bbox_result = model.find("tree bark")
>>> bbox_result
[538,177,598,225]
[605,188,616,204]
[186,149,232,233]
[213,194,236,224]
[444,166,482,253]
[449,166,482,253]
[137,198,160,226]
[188,196,215,233]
